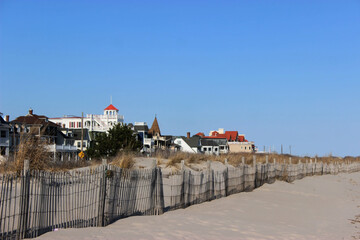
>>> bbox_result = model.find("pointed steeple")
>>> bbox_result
[148,116,161,136]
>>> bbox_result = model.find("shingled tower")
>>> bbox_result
[148,116,161,136]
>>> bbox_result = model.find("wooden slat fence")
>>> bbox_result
[1,158,360,239]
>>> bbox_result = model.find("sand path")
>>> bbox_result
[35,172,360,240]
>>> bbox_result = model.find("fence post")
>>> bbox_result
[180,160,185,208]
[207,160,214,199]
[253,155,256,188]
[17,160,30,240]
[98,159,107,227]
[224,159,229,196]
[153,159,164,215]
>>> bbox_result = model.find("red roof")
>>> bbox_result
[195,132,205,137]
[104,104,119,111]
[200,129,250,142]
[225,131,238,141]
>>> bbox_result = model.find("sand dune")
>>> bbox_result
[35,172,360,240]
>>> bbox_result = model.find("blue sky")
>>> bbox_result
[1,1,359,156]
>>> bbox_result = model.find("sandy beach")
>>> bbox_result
[34,172,360,240]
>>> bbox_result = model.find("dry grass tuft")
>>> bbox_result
[111,152,135,169]
[187,154,207,164]
[14,132,51,174]
[166,152,189,167]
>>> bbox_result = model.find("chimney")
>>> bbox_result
[187,132,190,139]
[29,108,33,115]
[5,115,9,122]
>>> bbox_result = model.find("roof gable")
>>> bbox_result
[225,131,238,141]
[181,136,200,148]
[11,114,59,128]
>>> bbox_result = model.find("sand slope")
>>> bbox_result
[35,172,360,240]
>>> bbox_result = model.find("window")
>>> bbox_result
[203,147,207,151]
[0,131,6,138]
[214,148,218,151]
[77,142,81,147]
[220,146,224,150]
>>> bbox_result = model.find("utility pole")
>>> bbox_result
[289,145,292,155]
[281,144,283,155]
[81,112,84,153]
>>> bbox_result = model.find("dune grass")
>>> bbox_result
[110,152,135,169]
[160,151,360,168]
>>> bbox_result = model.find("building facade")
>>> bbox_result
[0,114,10,161]
[10,109,78,161]
[50,104,124,133]
[131,122,154,154]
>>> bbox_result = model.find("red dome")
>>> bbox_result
[104,104,119,111]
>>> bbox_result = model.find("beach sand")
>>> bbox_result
[35,172,360,240]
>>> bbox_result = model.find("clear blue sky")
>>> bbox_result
[1,0,359,157]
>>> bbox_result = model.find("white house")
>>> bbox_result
[173,136,201,153]
[200,138,228,156]
[50,104,124,133]
[0,114,10,161]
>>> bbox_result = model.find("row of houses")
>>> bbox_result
[0,104,124,161]
[130,119,255,156]
[0,103,255,161]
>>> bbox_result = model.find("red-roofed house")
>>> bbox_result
[206,128,255,153]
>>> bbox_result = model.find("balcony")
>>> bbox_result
[86,114,124,121]
[143,138,154,145]
[228,141,254,145]
[0,138,9,146]
[47,144,78,152]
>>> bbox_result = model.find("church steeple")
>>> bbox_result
[148,116,161,136]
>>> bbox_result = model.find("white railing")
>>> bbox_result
[143,138,154,145]
[0,138,9,145]
[47,144,78,152]
[228,141,254,145]
[90,126,108,132]
[86,114,124,121]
